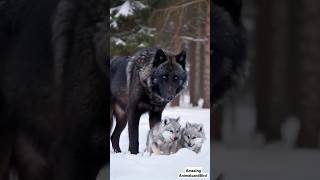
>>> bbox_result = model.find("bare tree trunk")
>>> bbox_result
[190,42,198,106]
[266,0,288,142]
[255,0,274,139]
[296,0,320,148]
[202,0,210,108]
[212,106,223,141]
[285,0,301,117]
[170,7,183,107]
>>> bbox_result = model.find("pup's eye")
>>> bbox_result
[170,130,174,133]
[187,135,190,139]
[192,137,197,139]
[162,75,168,80]
[173,75,179,80]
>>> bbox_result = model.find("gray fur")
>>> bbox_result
[146,117,181,155]
[177,122,205,153]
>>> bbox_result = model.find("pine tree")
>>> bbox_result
[110,0,156,55]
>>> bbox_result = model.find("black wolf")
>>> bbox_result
[212,0,247,105]
[110,48,187,154]
[0,0,108,179]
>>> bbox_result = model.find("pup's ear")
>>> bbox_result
[161,118,168,126]
[153,49,167,67]
[185,121,191,128]
[175,117,180,122]
[176,50,186,69]
[198,124,203,132]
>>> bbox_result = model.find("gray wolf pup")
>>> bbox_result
[146,117,181,155]
[110,48,187,154]
[178,122,205,153]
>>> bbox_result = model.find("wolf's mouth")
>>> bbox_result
[186,142,194,147]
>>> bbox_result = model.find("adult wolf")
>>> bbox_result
[0,0,108,179]
[212,0,247,105]
[110,48,187,154]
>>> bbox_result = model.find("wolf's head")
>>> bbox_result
[148,49,187,102]
[160,117,181,142]
[181,122,205,152]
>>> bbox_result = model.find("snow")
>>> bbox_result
[110,107,210,180]
[137,26,156,37]
[111,37,126,46]
[110,1,146,18]
[213,95,320,180]
[110,20,118,29]
[213,143,320,180]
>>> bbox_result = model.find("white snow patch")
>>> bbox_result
[110,20,118,29]
[111,37,126,46]
[137,26,156,37]
[110,107,210,180]
[110,1,146,18]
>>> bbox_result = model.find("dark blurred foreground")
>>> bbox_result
[213,0,320,179]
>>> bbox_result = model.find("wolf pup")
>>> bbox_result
[111,48,187,154]
[178,122,205,153]
[146,117,181,155]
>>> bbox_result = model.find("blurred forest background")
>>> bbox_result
[213,0,320,178]
[110,0,210,108]
[213,0,320,152]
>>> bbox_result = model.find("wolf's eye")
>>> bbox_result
[187,135,190,139]
[170,130,174,133]
[162,75,168,80]
[173,75,179,80]
[192,137,196,139]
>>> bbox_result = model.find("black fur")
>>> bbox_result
[0,0,108,179]
[212,0,247,105]
[110,48,187,154]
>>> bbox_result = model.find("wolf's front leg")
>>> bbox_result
[128,107,142,154]
[149,110,162,129]
[151,143,161,155]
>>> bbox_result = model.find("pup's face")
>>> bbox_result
[160,117,181,142]
[182,122,205,150]
[149,49,187,102]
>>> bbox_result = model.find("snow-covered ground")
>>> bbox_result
[213,95,320,180]
[110,107,210,180]
[213,143,320,180]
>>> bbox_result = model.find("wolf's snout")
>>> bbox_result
[166,95,174,101]
[173,137,178,141]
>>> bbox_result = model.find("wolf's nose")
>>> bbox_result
[166,96,174,101]
[174,137,178,140]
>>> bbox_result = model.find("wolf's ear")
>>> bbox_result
[198,124,203,132]
[176,50,186,69]
[153,49,167,67]
[175,117,180,122]
[185,121,191,128]
[162,118,168,126]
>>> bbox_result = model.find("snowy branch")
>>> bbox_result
[110,0,146,18]
[180,36,207,42]
[153,0,206,13]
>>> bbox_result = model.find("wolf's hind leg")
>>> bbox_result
[111,104,127,153]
